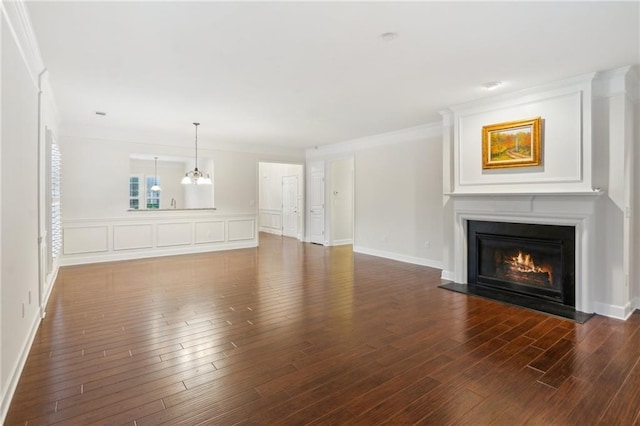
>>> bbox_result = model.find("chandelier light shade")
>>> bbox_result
[182,122,212,185]
[150,156,162,191]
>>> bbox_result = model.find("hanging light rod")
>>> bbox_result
[181,122,212,185]
[151,156,162,192]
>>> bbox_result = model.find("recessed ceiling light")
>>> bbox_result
[379,32,398,42]
[482,81,503,91]
[95,111,107,116]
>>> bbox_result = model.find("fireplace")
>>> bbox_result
[468,220,575,307]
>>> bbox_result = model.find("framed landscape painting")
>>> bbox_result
[482,117,542,169]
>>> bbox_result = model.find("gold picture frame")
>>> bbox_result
[482,117,542,169]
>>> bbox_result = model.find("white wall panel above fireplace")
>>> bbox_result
[450,74,594,194]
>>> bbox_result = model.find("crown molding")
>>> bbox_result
[306,122,442,159]
[59,122,306,160]
[592,65,638,100]
[449,72,596,117]
[1,1,45,88]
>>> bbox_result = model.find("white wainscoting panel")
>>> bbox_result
[157,222,191,247]
[195,221,225,244]
[228,219,256,241]
[61,213,258,265]
[63,226,108,254]
[259,209,282,235]
[113,224,153,251]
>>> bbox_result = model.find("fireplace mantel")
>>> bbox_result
[447,192,601,315]
[445,190,604,198]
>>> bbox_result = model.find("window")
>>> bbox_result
[129,175,141,209]
[146,175,160,209]
[51,139,62,259]
[129,174,161,209]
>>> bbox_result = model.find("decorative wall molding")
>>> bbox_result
[113,224,153,251]
[306,122,442,159]
[259,209,282,234]
[194,221,225,244]
[1,1,45,88]
[63,226,109,254]
[59,123,306,160]
[592,65,637,100]
[448,72,596,116]
[228,219,256,241]
[60,214,258,265]
[452,76,593,194]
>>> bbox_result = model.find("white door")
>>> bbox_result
[282,175,298,238]
[309,162,325,244]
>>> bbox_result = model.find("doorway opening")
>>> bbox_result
[258,162,304,241]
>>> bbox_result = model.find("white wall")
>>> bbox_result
[453,74,594,194]
[329,158,353,244]
[307,124,443,268]
[0,3,59,421]
[634,96,640,308]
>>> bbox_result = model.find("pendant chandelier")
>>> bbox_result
[150,156,162,191]
[181,122,212,185]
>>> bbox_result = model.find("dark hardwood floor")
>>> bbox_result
[6,233,640,425]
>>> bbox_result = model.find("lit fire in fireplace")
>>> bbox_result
[512,252,544,273]
[503,251,553,287]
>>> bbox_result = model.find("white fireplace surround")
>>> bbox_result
[448,192,602,315]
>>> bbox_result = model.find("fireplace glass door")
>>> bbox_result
[477,235,563,302]
[468,220,575,307]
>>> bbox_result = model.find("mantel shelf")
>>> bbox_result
[444,190,604,197]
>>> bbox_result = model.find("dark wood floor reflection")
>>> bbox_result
[6,233,640,425]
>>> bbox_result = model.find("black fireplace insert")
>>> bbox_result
[467,220,575,307]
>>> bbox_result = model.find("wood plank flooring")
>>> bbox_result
[6,232,640,425]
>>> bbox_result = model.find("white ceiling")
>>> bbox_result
[26,1,640,150]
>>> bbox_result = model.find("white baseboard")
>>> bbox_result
[41,262,60,317]
[259,227,282,236]
[594,301,635,320]
[1,309,42,424]
[352,245,442,269]
[60,241,258,266]
[441,270,456,281]
[331,239,353,246]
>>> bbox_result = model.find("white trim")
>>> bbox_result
[593,65,636,99]
[1,0,45,88]
[353,245,443,270]
[306,122,442,159]
[448,72,595,115]
[331,238,352,246]
[59,240,257,266]
[450,193,600,315]
[594,301,635,321]
[259,227,283,236]
[40,260,59,319]
[441,270,455,281]
[60,124,306,160]
[0,309,41,425]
